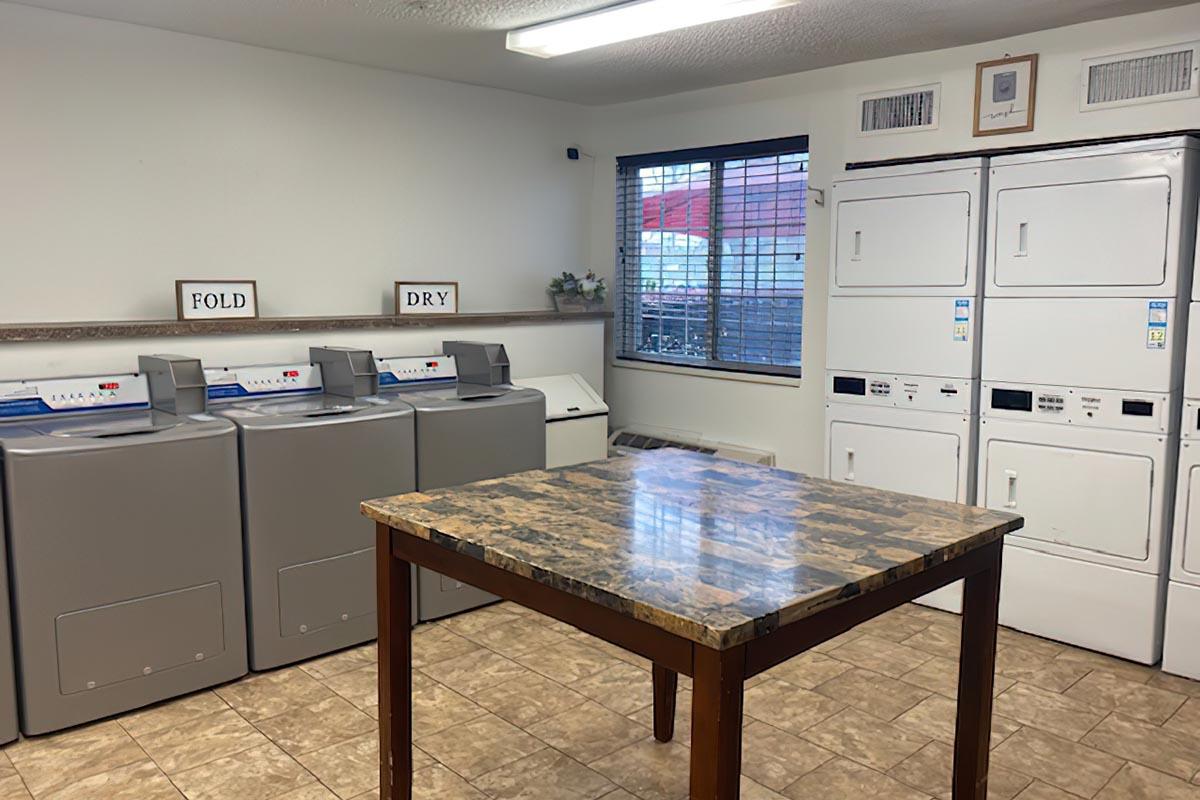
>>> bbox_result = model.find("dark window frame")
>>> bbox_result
[615,135,809,379]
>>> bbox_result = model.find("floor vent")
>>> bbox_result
[608,427,776,466]
[858,84,940,135]
[610,431,715,454]
[1081,42,1199,110]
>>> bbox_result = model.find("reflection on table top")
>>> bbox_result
[362,449,1021,648]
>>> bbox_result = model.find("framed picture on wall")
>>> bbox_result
[175,280,259,321]
[394,281,459,315]
[973,53,1038,136]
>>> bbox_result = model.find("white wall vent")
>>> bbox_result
[1081,42,1199,111]
[608,426,776,467]
[857,84,940,136]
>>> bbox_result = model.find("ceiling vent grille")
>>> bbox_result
[857,84,940,136]
[1081,42,1199,110]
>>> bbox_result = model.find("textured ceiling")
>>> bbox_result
[9,0,1196,104]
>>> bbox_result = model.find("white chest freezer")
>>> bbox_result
[514,374,608,469]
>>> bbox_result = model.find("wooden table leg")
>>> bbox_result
[377,523,413,800]
[652,664,678,742]
[690,644,746,799]
[953,542,1003,800]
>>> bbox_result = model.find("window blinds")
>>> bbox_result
[615,136,808,377]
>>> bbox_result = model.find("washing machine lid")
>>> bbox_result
[211,394,406,424]
[0,408,233,454]
[205,362,409,425]
[385,383,543,413]
[36,411,183,438]
[391,383,537,412]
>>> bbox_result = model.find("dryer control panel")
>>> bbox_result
[826,371,974,414]
[1183,399,1200,441]
[204,364,323,402]
[982,382,1171,433]
[377,356,457,387]
[0,374,150,417]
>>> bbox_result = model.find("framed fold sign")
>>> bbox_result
[176,280,259,321]
[395,282,458,315]
[974,53,1038,136]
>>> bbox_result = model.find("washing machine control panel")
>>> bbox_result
[377,356,458,387]
[0,374,151,417]
[204,364,323,401]
[826,371,974,414]
[982,382,1170,433]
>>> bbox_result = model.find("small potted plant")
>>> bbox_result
[548,270,606,312]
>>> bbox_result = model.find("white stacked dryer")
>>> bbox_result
[979,136,1200,663]
[824,157,988,613]
[1164,204,1200,679]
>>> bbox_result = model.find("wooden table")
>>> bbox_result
[362,450,1023,800]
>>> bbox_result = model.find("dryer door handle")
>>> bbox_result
[1004,469,1019,508]
[1015,222,1029,258]
[851,230,863,261]
[844,447,855,481]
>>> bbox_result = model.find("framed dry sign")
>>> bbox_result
[176,280,259,321]
[974,53,1038,136]
[395,282,458,315]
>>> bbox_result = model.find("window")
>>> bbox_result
[615,136,808,378]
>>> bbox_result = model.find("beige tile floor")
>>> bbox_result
[2,601,1200,799]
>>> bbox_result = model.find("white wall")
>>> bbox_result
[7,1,1200,440]
[0,2,603,388]
[585,3,1200,473]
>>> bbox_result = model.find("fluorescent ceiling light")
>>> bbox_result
[506,0,800,58]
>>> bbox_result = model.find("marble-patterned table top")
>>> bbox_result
[362,450,1022,649]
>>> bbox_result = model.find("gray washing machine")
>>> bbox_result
[206,347,415,670]
[0,356,247,735]
[376,341,545,621]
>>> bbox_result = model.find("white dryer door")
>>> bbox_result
[1182,462,1200,577]
[992,177,1170,290]
[834,192,971,289]
[984,440,1152,561]
[829,421,960,501]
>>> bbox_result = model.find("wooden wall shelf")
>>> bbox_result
[0,310,612,343]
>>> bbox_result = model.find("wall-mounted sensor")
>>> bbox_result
[567,147,580,160]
